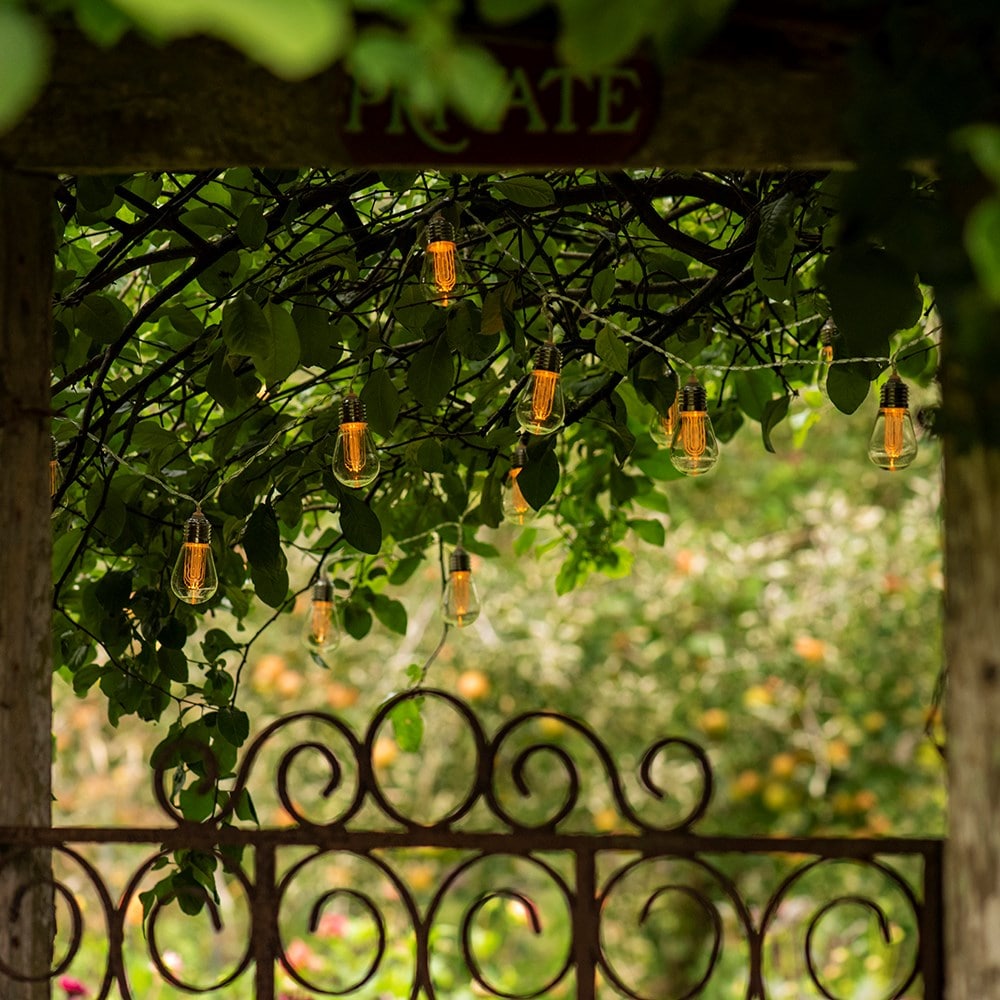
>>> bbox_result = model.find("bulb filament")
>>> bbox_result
[450,570,473,627]
[660,398,680,439]
[340,422,370,480]
[50,460,59,497]
[882,407,906,470]
[530,369,559,422]
[182,542,210,591]
[310,600,333,644]
[680,411,708,459]
[822,344,834,363]
[510,469,531,519]
[427,240,457,305]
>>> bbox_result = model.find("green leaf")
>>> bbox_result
[242,504,282,568]
[178,784,216,824]
[217,706,250,747]
[407,335,455,410]
[0,7,48,132]
[389,698,424,752]
[826,365,871,415]
[361,368,400,436]
[339,493,383,554]
[370,595,408,635]
[222,292,270,358]
[76,293,130,345]
[591,268,616,308]
[760,396,790,453]
[965,197,1000,303]
[493,177,556,208]
[823,247,922,357]
[480,286,508,335]
[237,202,268,249]
[342,602,372,640]
[735,369,779,422]
[516,448,560,509]
[201,628,240,662]
[157,647,189,683]
[243,504,289,607]
[477,0,547,25]
[595,326,630,375]
[109,0,351,79]
[629,518,666,546]
[256,302,301,384]
[753,195,797,302]
[95,571,133,613]
[75,0,131,46]
[295,303,343,368]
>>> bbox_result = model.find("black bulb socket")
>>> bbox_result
[426,213,456,245]
[880,374,909,409]
[340,394,367,424]
[449,547,472,574]
[183,510,211,545]
[678,378,708,413]
[534,343,562,374]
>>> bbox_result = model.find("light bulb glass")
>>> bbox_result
[649,396,680,447]
[868,407,918,471]
[422,240,464,307]
[442,570,480,628]
[502,467,536,525]
[303,598,340,652]
[171,510,218,605]
[332,421,380,488]
[670,411,720,476]
[516,369,565,435]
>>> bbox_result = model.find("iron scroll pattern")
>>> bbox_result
[0,688,942,999]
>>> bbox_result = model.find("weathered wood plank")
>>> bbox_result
[0,15,855,173]
[0,170,55,998]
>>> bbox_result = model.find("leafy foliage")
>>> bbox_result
[49,165,943,812]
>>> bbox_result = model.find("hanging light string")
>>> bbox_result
[459,207,941,378]
[542,289,943,377]
[63,407,318,511]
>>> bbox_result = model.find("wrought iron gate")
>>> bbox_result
[0,689,943,999]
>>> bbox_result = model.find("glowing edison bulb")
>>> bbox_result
[422,213,463,307]
[303,578,340,652]
[442,547,481,628]
[502,445,536,525]
[649,392,680,446]
[50,442,62,497]
[820,317,837,364]
[868,373,918,471]
[669,376,720,477]
[332,392,380,489]
[516,344,565,436]
[170,508,218,605]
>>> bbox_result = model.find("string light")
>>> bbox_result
[820,318,837,363]
[649,390,680,447]
[516,343,565,436]
[442,546,481,628]
[501,445,536,525]
[302,578,340,652]
[332,391,380,489]
[50,441,61,497]
[422,213,462,307]
[670,376,720,477]
[868,372,918,471]
[171,508,218,605]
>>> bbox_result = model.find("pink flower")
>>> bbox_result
[318,910,347,938]
[59,977,88,997]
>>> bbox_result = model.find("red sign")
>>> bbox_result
[340,41,659,166]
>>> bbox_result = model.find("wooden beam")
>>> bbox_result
[0,15,856,173]
[0,169,55,998]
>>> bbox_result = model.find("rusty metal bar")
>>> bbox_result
[921,840,945,1000]
[573,848,598,1000]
